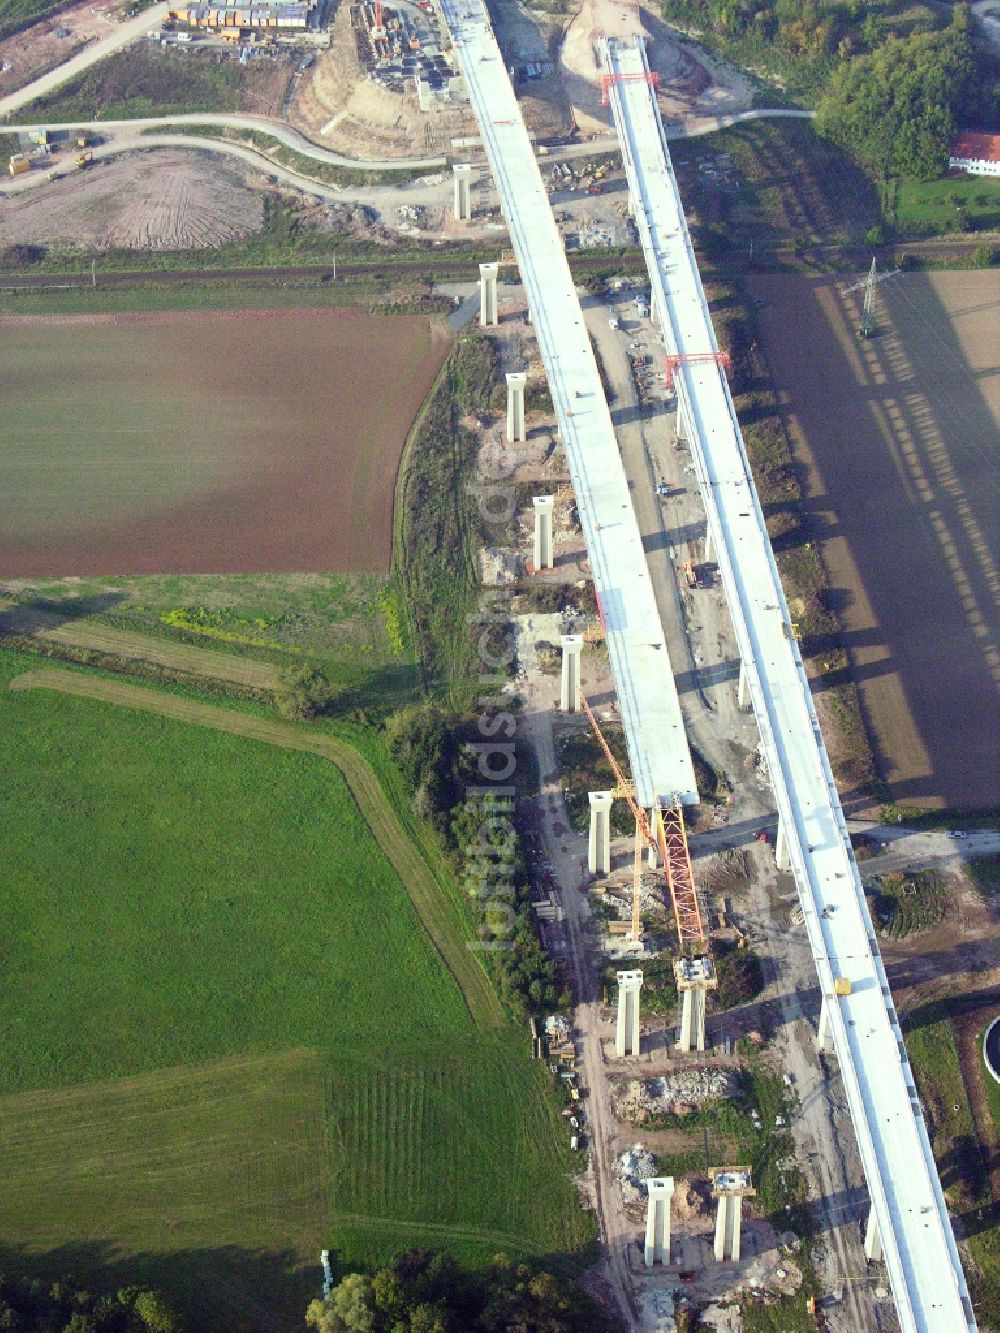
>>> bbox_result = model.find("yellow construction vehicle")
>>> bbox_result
[76,151,93,169]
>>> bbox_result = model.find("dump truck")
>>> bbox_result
[8,154,30,176]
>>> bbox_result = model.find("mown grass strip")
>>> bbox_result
[10,667,501,1027]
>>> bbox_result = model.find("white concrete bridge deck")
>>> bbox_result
[601,34,974,1333]
[440,0,697,810]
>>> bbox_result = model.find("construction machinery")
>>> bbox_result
[76,151,93,169]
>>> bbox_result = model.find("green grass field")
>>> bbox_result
[0,647,589,1327]
[891,175,1000,237]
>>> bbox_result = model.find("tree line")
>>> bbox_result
[306,1250,614,1333]
[0,1274,180,1333]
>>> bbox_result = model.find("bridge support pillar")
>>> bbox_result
[615,968,643,1057]
[775,816,792,871]
[506,371,527,443]
[479,262,499,326]
[588,790,614,876]
[710,1168,755,1262]
[644,1177,674,1265]
[864,1208,883,1263]
[646,806,659,868]
[453,163,474,221]
[532,495,554,570]
[559,634,583,712]
[714,1191,743,1262]
[737,658,751,710]
[675,957,717,1054]
[818,996,836,1056]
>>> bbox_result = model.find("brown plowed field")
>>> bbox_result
[0,307,450,576]
[751,271,1000,811]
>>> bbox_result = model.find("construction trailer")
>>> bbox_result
[169,1,314,29]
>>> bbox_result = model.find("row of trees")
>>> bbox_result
[667,0,925,64]
[0,1275,180,1333]
[387,704,568,1019]
[305,1250,612,1333]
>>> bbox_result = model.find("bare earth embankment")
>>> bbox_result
[751,271,1000,810]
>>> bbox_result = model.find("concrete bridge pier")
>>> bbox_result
[818,996,836,1056]
[775,816,792,871]
[865,1208,883,1263]
[453,163,474,220]
[737,659,752,710]
[506,371,527,443]
[588,790,614,876]
[479,262,498,326]
[532,495,554,570]
[559,634,583,712]
[644,1177,674,1265]
[615,968,643,1056]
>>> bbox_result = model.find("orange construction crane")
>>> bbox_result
[578,689,705,947]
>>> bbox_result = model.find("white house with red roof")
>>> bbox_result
[949,130,1000,176]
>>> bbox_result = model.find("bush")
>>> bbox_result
[276,663,335,719]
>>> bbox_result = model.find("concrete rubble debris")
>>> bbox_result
[613,1069,738,1121]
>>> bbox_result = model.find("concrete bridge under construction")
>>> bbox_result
[438,1,975,1328]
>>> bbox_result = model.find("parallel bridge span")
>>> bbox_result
[600,34,974,1333]
[440,0,697,810]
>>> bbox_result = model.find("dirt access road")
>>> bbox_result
[11,666,502,1027]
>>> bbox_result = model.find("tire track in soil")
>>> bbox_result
[9,667,502,1029]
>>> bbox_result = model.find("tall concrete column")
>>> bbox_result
[506,371,527,443]
[710,1168,755,1262]
[559,634,582,712]
[679,985,707,1054]
[588,790,614,876]
[704,525,714,564]
[452,163,474,221]
[864,1208,883,1263]
[737,659,751,710]
[644,1177,674,1266]
[714,1192,743,1262]
[646,806,659,868]
[532,495,554,571]
[675,957,717,1055]
[615,968,643,1057]
[479,262,498,326]
[817,996,836,1056]
[775,816,792,871]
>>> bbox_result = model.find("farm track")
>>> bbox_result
[10,667,502,1028]
[0,605,283,689]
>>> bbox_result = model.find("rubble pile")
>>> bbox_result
[616,1143,657,1213]
[613,1068,738,1122]
[479,548,523,585]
